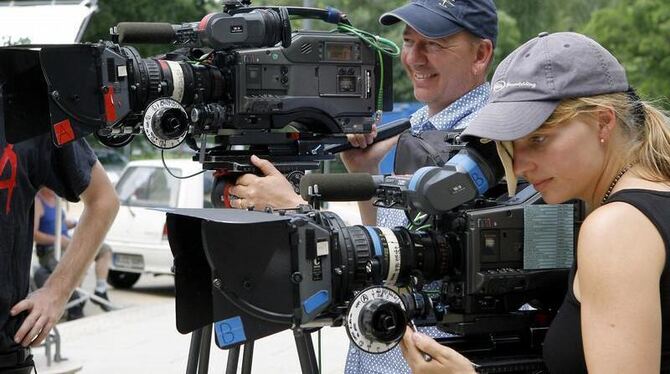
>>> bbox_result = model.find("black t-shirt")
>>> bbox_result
[543,189,670,373]
[0,124,96,352]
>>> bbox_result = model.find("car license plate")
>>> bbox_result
[113,253,144,271]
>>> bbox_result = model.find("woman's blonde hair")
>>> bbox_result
[542,92,670,182]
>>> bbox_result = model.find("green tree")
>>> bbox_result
[582,0,670,105]
[82,0,217,56]
[492,10,522,78]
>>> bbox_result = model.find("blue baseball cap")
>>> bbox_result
[379,0,498,45]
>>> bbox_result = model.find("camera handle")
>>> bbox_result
[185,325,321,374]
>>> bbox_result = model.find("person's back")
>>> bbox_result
[543,188,670,373]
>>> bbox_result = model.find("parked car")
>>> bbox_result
[105,159,213,288]
[94,148,129,185]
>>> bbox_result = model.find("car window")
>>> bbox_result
[116,166,182,207]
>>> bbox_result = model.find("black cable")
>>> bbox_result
[160,150,207,179]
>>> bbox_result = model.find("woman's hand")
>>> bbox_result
[400,327,477,374]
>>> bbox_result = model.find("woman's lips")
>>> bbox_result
[532,178,552,191]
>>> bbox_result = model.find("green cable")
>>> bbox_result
[335,23,400,111]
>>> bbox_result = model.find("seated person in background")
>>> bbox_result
[401,31,670,374]
[33,187,114,320]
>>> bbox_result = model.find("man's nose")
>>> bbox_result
[404,45,426,66]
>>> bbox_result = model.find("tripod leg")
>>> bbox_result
[186,328,203,374]
[241,341,254,374]
[293,329,319,374]
[197,325,212,374]
[225,346,240,374]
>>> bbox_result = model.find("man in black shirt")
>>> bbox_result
[0,125,119,373]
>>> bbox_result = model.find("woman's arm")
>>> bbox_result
[577,202,665,373]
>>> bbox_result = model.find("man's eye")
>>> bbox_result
[426,42,442,51]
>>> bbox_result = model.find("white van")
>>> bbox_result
[105,159,213,288]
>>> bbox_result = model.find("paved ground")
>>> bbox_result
[33,263,353,374]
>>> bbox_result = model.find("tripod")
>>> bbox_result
[185,325,321,374]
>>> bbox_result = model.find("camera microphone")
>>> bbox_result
[115,22,178,44]
[299,173,382,202]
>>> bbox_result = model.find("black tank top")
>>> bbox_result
[543,189,670,374]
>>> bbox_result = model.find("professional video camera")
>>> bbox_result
[166,137,582,373]
[0,0,393,180]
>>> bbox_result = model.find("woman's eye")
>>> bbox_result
[530,135,546,144]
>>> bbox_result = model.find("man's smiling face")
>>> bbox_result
[401,26,481,115]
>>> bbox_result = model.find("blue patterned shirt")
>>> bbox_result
[345,82,490,374]
[377,82,490,228]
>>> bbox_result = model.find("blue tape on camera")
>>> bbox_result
[364,226,383,257]
[447,154,489,194]
[303,290,330,314]
[325,6,342,24]
[214,316,247,348]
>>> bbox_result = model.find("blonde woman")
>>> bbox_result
[401,32,670,374]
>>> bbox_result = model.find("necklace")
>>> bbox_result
[601,164,633,204]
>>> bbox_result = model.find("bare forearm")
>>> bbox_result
[33,231,56,246]
[44,198,118,298]
[357,199,378,226]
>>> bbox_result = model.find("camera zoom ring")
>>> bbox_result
[349,226,373,287]
[144,59,162,102]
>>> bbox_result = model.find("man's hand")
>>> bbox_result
[229,155,307,210]
[11,286,68,347]
[400,327,477,374]
[340,124,399,174]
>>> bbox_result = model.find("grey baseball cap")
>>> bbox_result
[379,0,497,45]
[461,31,629,141]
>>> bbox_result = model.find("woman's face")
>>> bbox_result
[511,116,604,204]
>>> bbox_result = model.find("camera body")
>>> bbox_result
[0,4,392,173]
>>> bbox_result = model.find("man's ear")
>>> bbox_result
[597,107,617,142]
[472,39,494,77]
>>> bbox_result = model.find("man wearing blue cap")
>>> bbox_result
[226,1,498,371]
[227,0,498,220]
[341,1,497,373]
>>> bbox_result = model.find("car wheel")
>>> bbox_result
[107,270,141,289]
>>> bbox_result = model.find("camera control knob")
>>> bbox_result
[143,98,189,149]
[345,286,408,354]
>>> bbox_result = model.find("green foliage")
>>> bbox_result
[491,10,521,78]
[582,0,670,105]
[82,0,216,56]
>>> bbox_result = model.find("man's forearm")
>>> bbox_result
[43,162,119,298]
[43,197,117,299]
[33,231,56,246]
[357,199,378,226]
